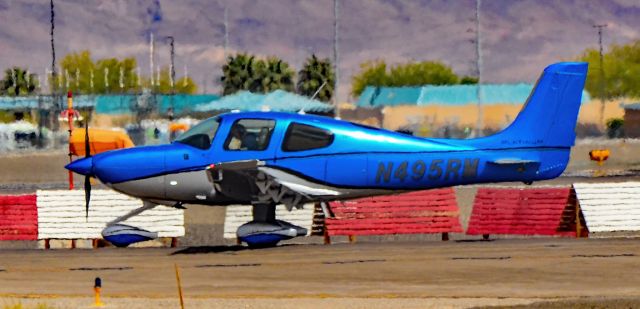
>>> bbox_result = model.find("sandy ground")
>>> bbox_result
[0,297,543,309]
[0,297,542,309]
[1,239,640,308]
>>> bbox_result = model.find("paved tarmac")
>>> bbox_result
[1,238,640,308]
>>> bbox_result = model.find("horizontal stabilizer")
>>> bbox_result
[488,159,540,165]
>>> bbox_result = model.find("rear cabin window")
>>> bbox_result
[282,123,334,152]
[224,119,276,151]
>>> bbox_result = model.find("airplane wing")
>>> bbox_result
[205,160,340,211]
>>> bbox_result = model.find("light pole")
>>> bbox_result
[50,0,56,94]
[593,24,607,128]
[165,36,176,94]
[474,0,483,137]
[224,2,229,60]
[41,0,56,147]
[333,0,340,117]
[165,36,176,119]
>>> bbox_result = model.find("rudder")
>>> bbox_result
[495,62,588,148]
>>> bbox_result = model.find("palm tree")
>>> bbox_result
[260,57,295,93]
[221,53,256,95]
[1,67,38,96]
[297,54,334,102]
[221,53,295,95]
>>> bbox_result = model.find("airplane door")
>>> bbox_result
[210,118,281,201]
[216,118,280,162]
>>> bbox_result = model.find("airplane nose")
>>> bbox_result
[65,157,94,176]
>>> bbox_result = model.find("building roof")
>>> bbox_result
[195,90,334,113]
[0,94,220,114]
[357,84,592,107]
[623,103,640,111]
[94,94,220,114]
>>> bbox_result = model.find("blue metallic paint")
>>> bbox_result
[239,233,291,247]
[103,234,154,248]
[66,62,587,199]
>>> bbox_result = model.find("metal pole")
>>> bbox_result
[593,24,607,129]
[11,68,17,95]
[224,2,229,60]
[41,0,56,147]
[183,65,188,87]
[104,67,109,93]
[149,33,155,88]
[224,2,229,97]
[333,0,340,117]
[67,92,74,190]
[50,0,56,94]
[311,81,327,101]
[119,66,124,92]
[26,70,31,92]
[166,36,175,93]
[474,0,483,137]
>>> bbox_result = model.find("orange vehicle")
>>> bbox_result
[69,128,134,157]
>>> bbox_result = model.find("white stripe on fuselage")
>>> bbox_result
[258,166,393,200]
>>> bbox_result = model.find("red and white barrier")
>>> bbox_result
[466,187,577,237]
[0,194,38,240]
[325,188,463,239]
[36,190,184,239]
[574,182,640,233]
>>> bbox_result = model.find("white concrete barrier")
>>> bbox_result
[573,182,640,233]
[223,204,314,239]
[37,190,184,239]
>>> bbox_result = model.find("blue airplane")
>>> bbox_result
[67,62,588,247]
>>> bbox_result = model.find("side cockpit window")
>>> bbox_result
[174,117,220,150]
[225,119,276,151]
[282,122,334,152]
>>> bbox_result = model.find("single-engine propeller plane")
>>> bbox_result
[67,62,588,247]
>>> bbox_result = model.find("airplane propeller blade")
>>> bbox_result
[84,119,91,220]
[84,174,91,220]
[85,120,90,158]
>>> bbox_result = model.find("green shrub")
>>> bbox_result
[605,117,624,138]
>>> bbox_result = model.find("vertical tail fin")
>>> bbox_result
[495,62,588,148]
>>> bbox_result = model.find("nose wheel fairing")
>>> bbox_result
[101,224,158,247]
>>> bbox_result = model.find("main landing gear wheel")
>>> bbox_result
[236,203,307,248]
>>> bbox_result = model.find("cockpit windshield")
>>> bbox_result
[174,117,220,150]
